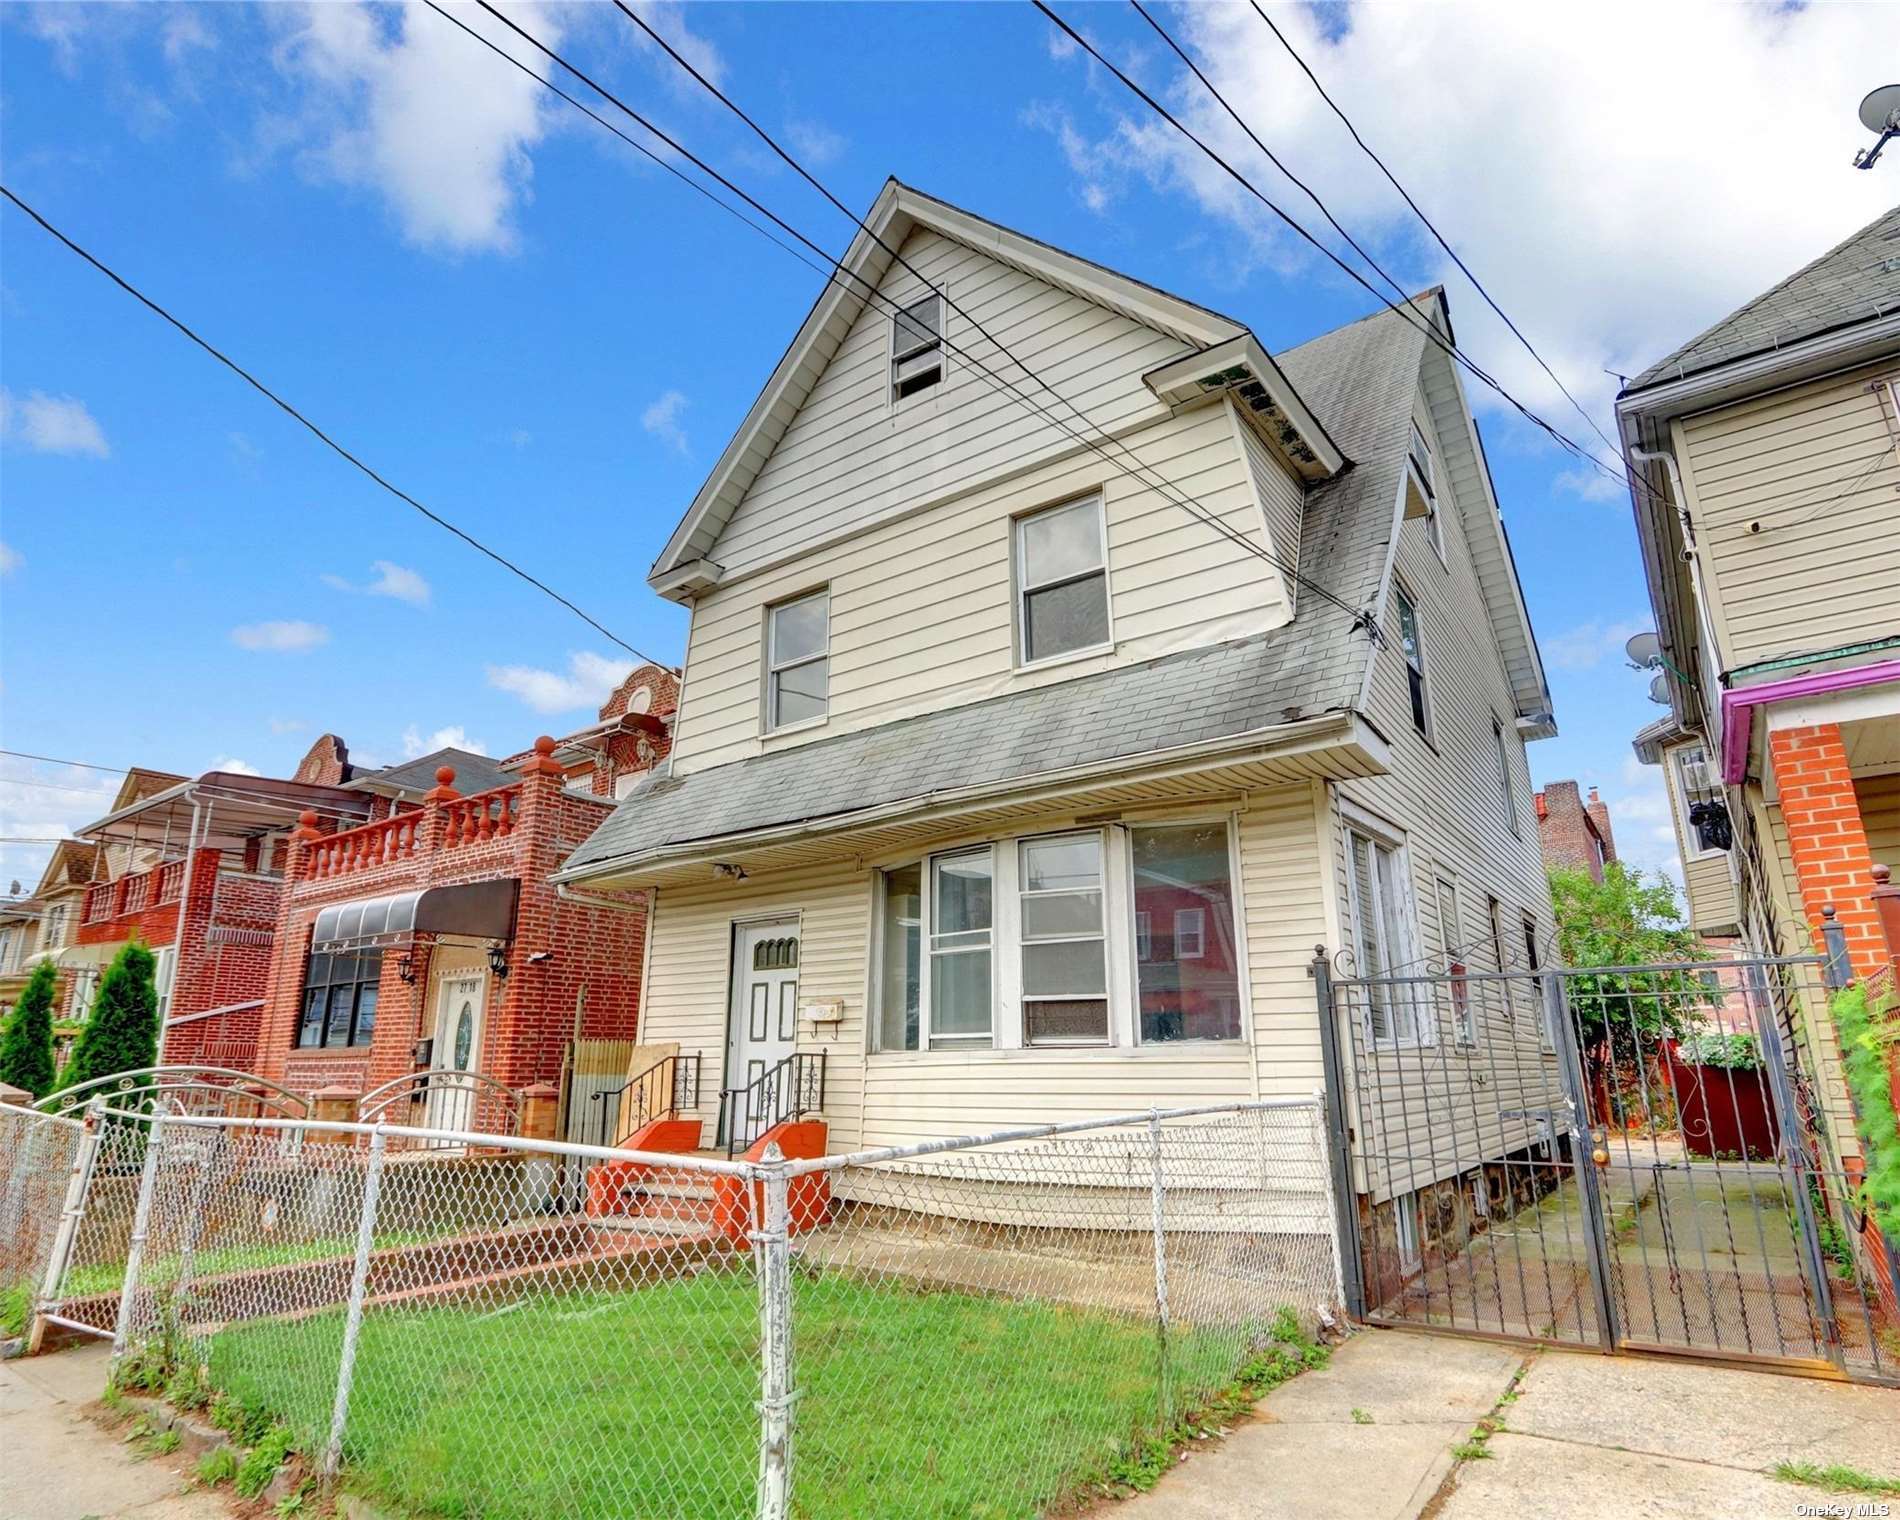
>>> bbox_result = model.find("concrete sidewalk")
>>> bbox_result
[1108,1329,1526,1520]
[1108,1328,1900,1520]
[0,1343,228,1520]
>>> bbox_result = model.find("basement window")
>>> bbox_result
[891,293,943,401]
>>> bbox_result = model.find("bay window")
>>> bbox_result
[873,819,1245,1052]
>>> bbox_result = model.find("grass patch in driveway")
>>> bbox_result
[205,1265,1288,1520]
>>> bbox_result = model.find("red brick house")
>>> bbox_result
[250,665,678,1131]
[1534,780,1617,883]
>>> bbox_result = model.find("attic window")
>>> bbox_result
[892,293,943,401]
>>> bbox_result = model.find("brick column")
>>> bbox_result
[518,1081,560,1142]
[1768,723,1885,979]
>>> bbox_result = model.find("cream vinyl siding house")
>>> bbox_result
[565,183,1557,1214]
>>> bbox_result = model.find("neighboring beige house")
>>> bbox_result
[559,184,1560,1233]
[1621,205,1900,1157]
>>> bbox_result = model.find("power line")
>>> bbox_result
[0,777,123,797]
[1036,2,1645,509]
[463,4,1369,625]
[0,750,130,775]
[0,186,669,670]
[1245,0,1621,459]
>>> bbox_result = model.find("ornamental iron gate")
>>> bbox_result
[1314,947,1898,1383]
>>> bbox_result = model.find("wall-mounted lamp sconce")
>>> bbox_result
[488,945,510,980]
[397,953,417,985]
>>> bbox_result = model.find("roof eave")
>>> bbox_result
[1617,312,1900,424]
[1143,335,1346,481]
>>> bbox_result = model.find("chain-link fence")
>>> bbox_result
[79,1097,1335,1519]
[1,1101,85,1345]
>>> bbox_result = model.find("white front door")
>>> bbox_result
[730,921,800,1128]
[427,972,487,1134]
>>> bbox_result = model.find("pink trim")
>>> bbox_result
[1721,658,1900,783]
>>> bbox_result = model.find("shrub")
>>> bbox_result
[56,942,159,1096]
[0,962,59,1097]
[1829,984,1900,1240]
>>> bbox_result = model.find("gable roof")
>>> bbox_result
[646,180,1342,595]
[1626,205,1900,394]
[565,299,1435,884]
[33,839,103,896]
[350,747,512,800]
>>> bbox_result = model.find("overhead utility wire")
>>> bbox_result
[466,4,1366,625]
[0,186,666,669]
[1037,3,1649,509]
[421,3,831,286]
[610,0,1368,624]
[1246,0,1620,459]
[0,750,130,774]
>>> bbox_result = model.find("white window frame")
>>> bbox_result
[41,902,68,952]
[69,966,101,1024]
[1670,743,1722,861]
[154,945,177,1022]
[1435,872,1475,1047]
[1013,493,1114,670]
[1343,813,1430,1047]
[924,845,997,1050]
[1493,717,1519,834]
[1172,908,1206,960]
[763,588,830,736]
[1394,1192,1423,1273]
[889,286,947,409]
[1018,831,1112,1048]
[1392,581,1432,740]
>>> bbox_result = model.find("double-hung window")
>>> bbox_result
[928,850,994,1048]
[1016,496,1109,664]
[1347,826,1426,1044]
[296,949,382,1048]
[892,292,943,401]
[1394,585,1429,735]
[765,590,829,732]
[1019,833,1108,1045]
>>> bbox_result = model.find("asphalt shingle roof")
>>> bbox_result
[564,302,1430,877]
[1627,206,1900,392]
[354,747,513,798]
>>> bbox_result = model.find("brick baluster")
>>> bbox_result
[422,765,460,855]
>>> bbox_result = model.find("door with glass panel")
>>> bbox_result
[426,973,487,1134]
[730,921,800,1125]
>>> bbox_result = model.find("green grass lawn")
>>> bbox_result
[208,1266,1255,1520]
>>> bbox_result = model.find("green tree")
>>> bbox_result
[57,941,160,1095]
[0,962,59,1098]
[1549,862,1711,1124]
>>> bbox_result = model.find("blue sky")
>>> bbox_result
[2,1,1895,893]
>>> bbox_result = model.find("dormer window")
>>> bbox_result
[892,293,943,401]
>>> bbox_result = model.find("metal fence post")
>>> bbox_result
[754,1143,793,1520]
[1309,950,1368,1318]
[172,1133,217,1306]
[324,1125,388,1481]
[29,1096,108,1355]
[1308,1095,1348,1319]
[1148,1110,1172,1425]
[111,1116,167,1366]
[1546,973,1619,1352]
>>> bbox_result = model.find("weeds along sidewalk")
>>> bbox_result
[62,1098,1344,1519]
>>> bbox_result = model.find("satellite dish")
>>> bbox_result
[1856,84,1900,169]
[1648,672,1670,706]
[1860,84,1900,133]
[1625,631,1662,670]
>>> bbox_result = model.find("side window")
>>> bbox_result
[1672,744,1721,859]
[928,849,994,1048]
[1435,875,1474,1046]
[765,590,829,732]
[1016,496,1110,665]
[1493,717,1519,833]
[891,292,943,401]
[1394,584,1429,736]
[1346,825,1426,1044]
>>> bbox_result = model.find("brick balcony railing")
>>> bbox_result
[302,783,523,881]
[82,858,188,926]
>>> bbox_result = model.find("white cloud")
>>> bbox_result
[230,619,330,653]
[268,717,308,735]
[265,1,567,254]
[486,650,631,714]
[209,755,262,777]
[161,8,215,65]
[641,389,690,454]
[0,760,121,889]
[401,724,488,760]
[0,387,109,457]
[0,542,19,576]
[507,428,533,449]
[1544,616,1652,672]
[1041,2,1898,454]
[320,559,431,606]
[785,119,847,167]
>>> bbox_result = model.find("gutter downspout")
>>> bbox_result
[1630,443,1727,734]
